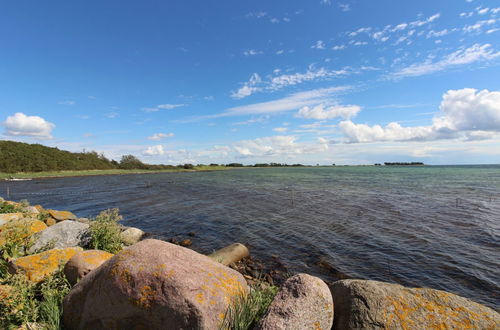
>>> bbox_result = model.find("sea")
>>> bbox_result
[1,165,499,309]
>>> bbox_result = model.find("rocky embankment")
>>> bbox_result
[0,197,498,329]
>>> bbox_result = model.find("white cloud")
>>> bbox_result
[232,67,349,99]
[463,19,497,33]
[3,112,55,139]
[273,127,288,133]
[143,145,165,156]
[143,104,185,112]
[296,104,361,120]
[243,49,263,56]
[148,132,174,140]
[233,115,270,125]
[231,73,262,99]
[332,45,346,50]
[338,88,500,143]
[233,135,328,157]
[225,86,351,116]
[338,3,350,12]
[392,44,500,78]
[311,40,326,49]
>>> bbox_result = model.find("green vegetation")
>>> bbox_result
[0,271,70,329]
[88,208,123,254]
[219,281,278,330]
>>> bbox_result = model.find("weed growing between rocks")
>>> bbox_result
[219,281,278,330]
[88,208,123,254]
[0,270,70,329]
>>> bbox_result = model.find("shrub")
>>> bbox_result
[88,208,123,254]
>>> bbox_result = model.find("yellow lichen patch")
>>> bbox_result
[78,250,114,266]
[383,290,496,330]
[47,209,76,221]
[0,219,47,246]
[132,285,157,309]
[11,247,82,282]
[195,263,247,308]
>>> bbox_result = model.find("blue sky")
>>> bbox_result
[1,0,500,165]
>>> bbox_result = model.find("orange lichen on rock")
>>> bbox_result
[47,209,77,221]
[64,250,114,285]
[10,247,82,282]
[0,219,47,246]
[45,217,57,226]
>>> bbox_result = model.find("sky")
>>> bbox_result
[1,0,500,165]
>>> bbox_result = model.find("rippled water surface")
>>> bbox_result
[2,166,499,309]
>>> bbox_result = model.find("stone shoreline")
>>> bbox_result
[0,197,498,329]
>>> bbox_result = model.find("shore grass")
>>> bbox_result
[0,166,228,180]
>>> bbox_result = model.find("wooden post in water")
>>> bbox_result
[7,186,10,199]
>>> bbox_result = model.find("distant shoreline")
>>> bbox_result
[0,166,228,180]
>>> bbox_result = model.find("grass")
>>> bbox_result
[88,208,123,254]
[219,281,278,330]
[0,166,228,180]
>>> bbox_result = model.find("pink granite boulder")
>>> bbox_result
[63,239,249,329]
[256,273,333,330]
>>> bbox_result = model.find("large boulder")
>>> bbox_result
[64,250,114,285]
[63,239,249,329]
[331,279,500,329]
[256,274,333,330]
[0,219,47,246]
[120,227,144,246]
[28,220,90,254]
[47,209,77,221]
[9,247,83,282]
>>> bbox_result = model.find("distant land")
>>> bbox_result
[0,141,427,179]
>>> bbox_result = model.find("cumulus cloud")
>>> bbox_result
[231,73,262,99]
[273,127,288,133]
[338,88,500,143]
[392,44,500,78]
[148,132,174,140]
[143,145,165,156]
[296,104,361,120]
[3,112,55,139]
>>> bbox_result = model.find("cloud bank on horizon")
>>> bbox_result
[1,0,500,165]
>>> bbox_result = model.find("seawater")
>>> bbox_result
[2,165,499,309]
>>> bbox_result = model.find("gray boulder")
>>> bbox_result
[63,239,249,329]
[331,279,500,329]
[256,273,333,330]
[28,220,89,254]
[120,227,144,245]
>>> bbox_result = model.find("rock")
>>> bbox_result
[76,217,90,224]
[25,206,39,214]
[28,220,90,254]
[34,205,44,212]
[120,227,144,246]
[188,231,196,237]
[63,239,249,329]
[9,247,83,282]
[180,239,192,247]
[45,218,57,226]
[47,209,77,221]
[0,212,25,226]
[64,250,114,285]
[331,279,500,330]
[0,219,47,246]
[208,243,250,266]
[256,274,333,330]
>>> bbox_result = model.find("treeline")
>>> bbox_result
[0,141,310,173]
[384,162,424,166]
